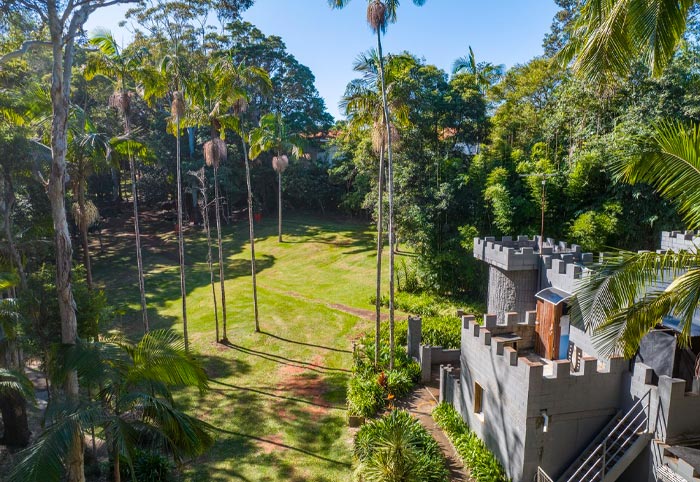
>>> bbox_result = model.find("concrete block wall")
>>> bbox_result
[539,253,592,293]
[473,236,540,271]
[660,231,700,252]
[456,313,634,482]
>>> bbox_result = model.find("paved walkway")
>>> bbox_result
[396,369,471,482]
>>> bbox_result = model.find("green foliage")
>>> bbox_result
[353,409,449,482]
[120,449,175,482]
[568,202,621,252]
[432,403,510,482]
[347,335,420,418]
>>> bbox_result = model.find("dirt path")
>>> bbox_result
[396,373,471,482]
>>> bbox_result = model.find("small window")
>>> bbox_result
[474,383,484,414]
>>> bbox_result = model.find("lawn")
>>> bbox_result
[93,212,395,481]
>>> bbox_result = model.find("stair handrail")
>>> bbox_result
[564,390,651,482]
[536,467,554,482]
[602,409,649,472]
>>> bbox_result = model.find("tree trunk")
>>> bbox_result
[376,30,396,370]
[125,115,149,333]
[278,170,282,243]
[0,391,30,447]
[113,443,120,482]
[374,145,385,367]
[214,167,227,342]
[175,118,189,351]
[199,184,219,342]
[241,134,260,332]
[1,169,26,290]
[77,182,93,290]
[48,16,84,479]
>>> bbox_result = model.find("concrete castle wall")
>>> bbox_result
[450,314,631,482]
[660,231,700,252]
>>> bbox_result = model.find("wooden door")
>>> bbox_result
[536,299,562,359]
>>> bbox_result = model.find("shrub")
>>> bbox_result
[347,336,421,418]
[354,410,449,482]
[119,450,174,482]
[432,403,509,482]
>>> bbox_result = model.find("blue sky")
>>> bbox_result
[86,1,559,121]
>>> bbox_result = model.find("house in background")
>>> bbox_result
[432,232,700,482]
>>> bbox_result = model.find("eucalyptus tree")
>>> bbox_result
[84,29,151,332]
[329,0,427,369]
[249,112,304,243]
[0,0,137,475]
[341,49,408,367]
[7,330,214,482]
[566,0,700,355]
[217,58,271,333]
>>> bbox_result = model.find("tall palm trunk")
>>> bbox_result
[277,169,282,243]
[213,166,228,341]
[375,144,385,367]
[241,134,260,332]
[48,33,84,482]
[125,114,149,332]
[199,184,219,342]
[176,117,189,351]
[77,182,93,289]
[376,30,396,370]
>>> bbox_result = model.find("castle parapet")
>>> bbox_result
[660,230,700,252]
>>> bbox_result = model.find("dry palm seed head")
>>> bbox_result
[272,155,289,173]
[232,98,249,116]
[204,140,218,167]
[214,138,227,164]
[109,91,130,116]
[171,91,185,119]
[367,1,387,32]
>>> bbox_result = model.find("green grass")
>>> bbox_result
[92,214,399,481]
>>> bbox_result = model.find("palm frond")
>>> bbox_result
[572,249,700,357]
[615,121,700,229]
[0,368,34,401]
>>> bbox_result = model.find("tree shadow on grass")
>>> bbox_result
[220,341,351,374]
[214,428,351,468]
[209,379,346,411]
[259,330,352,354]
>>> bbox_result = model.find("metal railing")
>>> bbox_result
[564,390,651,482]
[536,467,554,482]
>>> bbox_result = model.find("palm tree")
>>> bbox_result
[564,0,694,82]
[573,121,700,357]
[7,330,214,482]
[329,0,427,369]
[341,49,407,368]
[217,58,271,333]
[452,46,505,94]
[567,0,700,355]
[249,112,304,243]
[190,167,220,343]
[85,30,151,332]
[185,61,247,343]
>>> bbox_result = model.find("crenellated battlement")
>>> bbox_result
[541,253,593,293]
[473,235,593,273]
[461,314,627,384]
[473,236,540,271]
[660,230,700,252]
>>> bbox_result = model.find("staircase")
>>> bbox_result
[538,391,652,482]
